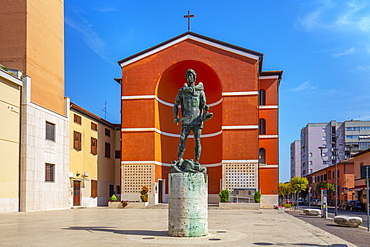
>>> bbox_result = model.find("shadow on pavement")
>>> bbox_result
[254,242,348,247]
[63,226,168,237]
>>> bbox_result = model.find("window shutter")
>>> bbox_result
[91,180,97,198]
[91,137,97,155]
[74,131,81,151]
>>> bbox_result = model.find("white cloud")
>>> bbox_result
[332,47,355,57]
[298,0,336,31]
[299,0,370,33]
[356,65,370,71]
[93,7,119,13]
[290,81,317,92]
[65,16,112,64]
[289,80,343,96]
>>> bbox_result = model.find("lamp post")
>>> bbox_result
[318,146,339,216]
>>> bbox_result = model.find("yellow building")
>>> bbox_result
[70,103,120,207]
[0,67,22,213]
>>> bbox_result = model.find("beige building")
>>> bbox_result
[0,68,22,213]
[70,103,120,207]
[0,0,70,212]
[0,0,65,115]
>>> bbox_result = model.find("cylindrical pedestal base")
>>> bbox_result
[168,173,208,237]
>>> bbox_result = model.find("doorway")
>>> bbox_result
[73,181,81,206]
[158,180,164,203]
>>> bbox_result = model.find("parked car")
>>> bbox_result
[310,199,321,206]
[345,200,364,211]
[280,199,293,205]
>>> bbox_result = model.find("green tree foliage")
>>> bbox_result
[316,182,335,195]
[290,176,308,209]
[278,183,291,197]
[290,176,308,194]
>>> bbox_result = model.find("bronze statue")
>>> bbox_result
[171,69,212,173]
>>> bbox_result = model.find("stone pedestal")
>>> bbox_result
[168,173,208,237]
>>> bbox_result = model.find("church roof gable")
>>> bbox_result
[118,32,264,68]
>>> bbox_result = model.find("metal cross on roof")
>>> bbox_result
[184,10,195,31]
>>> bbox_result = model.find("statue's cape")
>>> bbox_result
[179,82,204,92]
[195,82,204,91]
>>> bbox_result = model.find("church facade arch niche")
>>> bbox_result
[155,60,222,194]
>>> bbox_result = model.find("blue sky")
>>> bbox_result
[64,0,370,183]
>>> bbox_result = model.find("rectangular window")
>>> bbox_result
[91,180,97,198]
[91,122,98,131]
[105,142,111,158]
[324,174,327,181]
[74,114,82,124]
[45,163,55,182]
[91,137,97,155]
[74,131,82,151]
[105,128,111,137]
[46,122,55,141]
[115,150,121,159]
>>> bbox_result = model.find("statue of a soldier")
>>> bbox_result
[171,69,212,173]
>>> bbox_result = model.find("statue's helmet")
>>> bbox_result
[185,69,196,79]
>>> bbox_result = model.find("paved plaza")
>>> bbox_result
[0,207,358,247]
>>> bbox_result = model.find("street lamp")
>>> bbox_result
[318,146,339,216]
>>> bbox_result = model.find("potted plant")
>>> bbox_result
[254,191,261,203]
[140,186,149,202]
[219,189,229,203]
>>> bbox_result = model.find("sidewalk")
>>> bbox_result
[286,209,370,247]
[0,207,357,247]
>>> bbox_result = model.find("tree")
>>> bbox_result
[315,182,335,195]
[279,182,292,204]
[290,176,308,210]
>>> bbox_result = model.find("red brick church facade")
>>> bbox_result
[118,32,282,207]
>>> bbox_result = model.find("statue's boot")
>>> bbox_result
[195,146,201,163]
[178,143,186,161]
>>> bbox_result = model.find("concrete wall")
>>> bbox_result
[19,76,70,212]
[261,194,278,209]
[0,71,22,213]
